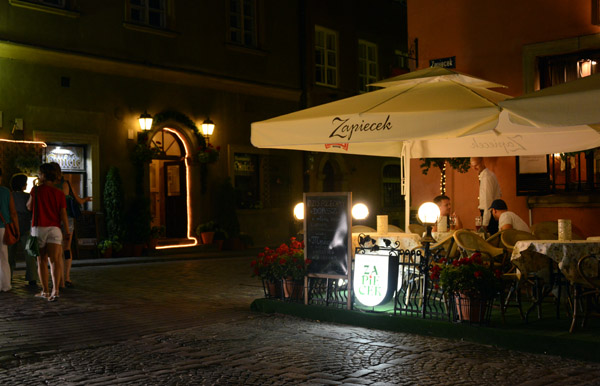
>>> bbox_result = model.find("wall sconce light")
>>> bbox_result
[138,110,153,131]
[201,117,215,143]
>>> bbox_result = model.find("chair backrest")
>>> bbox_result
[431,232,459,259]
[485,230,506,248]
[501,229,536,252]
[351,225,376,233]
[453,230,504,266]
[577,254,600,289]
[408,223,426,235]
[388,224,404,233]
[531,221,584,240]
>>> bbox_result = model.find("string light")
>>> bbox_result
[440,163,446,194]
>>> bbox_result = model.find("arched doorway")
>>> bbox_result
[149,128,189,240]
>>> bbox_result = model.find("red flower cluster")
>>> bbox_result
[251,237,311,281]
[432,252,503,297]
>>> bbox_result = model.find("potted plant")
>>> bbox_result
[97,236,123,259]
[103,167,125,243]
[431,252,502,323]
[250,237,310,300]
[196,221,217,245]
[213,228,228,251]
[197,143,220,164]
[149,225,166,249]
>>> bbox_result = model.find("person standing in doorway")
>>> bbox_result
[27,163,70,301]
[470,157,502,235]
[8,174,37,286]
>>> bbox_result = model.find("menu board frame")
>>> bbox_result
[303,192,352,309]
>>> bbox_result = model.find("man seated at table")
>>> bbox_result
[433,195,462,232]
[490,199,530,233]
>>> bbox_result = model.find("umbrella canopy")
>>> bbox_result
[370,67,506,89]
[251,81,510,157]
[251,70,600,227]
[500,73,600,128]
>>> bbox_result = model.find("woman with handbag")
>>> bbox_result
[27,163,70,302]
[0,167,19,292]
[50,162,92,288]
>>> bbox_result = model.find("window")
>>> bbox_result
[358,40,378,92]
[228,0,257,47]
[315,26,338,87]
[529,49,600,195]
[127,0,167,29]
[24,0,65,7]
[539,50,599,88]
[233,152,290,209]
[9,0,79,17]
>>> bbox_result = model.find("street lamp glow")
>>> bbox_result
[293,202,304,220]
[352,203,369,220]
[418,202,440,225]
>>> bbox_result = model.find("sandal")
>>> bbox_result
[48,295,58,302]
[35,292,49,299]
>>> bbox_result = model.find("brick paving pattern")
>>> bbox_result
[0,256,599,385]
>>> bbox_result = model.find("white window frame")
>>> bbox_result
[315,26,339,88]
[358,40,378,93]
[127,0,167,29]
[228,0,258,47]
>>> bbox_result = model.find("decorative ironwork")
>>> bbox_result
[307,277,348,309]
[357,234,450,320]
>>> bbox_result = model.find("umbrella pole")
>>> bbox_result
[402,141,412,230]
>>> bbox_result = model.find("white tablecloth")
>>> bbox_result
[511,240,600,285]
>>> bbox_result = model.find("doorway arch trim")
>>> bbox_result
[155,127,198,249]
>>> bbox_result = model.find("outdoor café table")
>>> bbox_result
[511,240,600,286]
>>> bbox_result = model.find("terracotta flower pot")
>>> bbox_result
[283,277,304,300]
[454,292,488,323]
[201,231,215,245]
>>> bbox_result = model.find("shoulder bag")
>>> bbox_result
[66,181,82,220]
[0,210,19,246]
[25,187,40,258]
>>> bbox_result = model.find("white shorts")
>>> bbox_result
[31,226,63,248]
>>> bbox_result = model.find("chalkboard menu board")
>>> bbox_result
[304,192,352,277]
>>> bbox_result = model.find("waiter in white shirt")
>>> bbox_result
[470,157,502,235]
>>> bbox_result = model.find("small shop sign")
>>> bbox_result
[46,145,85,172]
[353,251,397,307]
[430,56,456,68]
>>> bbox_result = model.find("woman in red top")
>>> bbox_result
[27,163,70,302]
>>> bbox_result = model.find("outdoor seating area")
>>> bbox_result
[258,223,600,338]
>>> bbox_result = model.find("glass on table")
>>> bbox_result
[475,216,483,232]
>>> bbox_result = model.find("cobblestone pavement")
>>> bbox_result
[1,256,600,385]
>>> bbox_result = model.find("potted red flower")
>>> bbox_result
[431,252,502,323]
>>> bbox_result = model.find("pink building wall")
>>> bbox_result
[407,1,600,236]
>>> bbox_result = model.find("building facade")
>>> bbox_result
[407,1,600,236]
[0,0,408,248]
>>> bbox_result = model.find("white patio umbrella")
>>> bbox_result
[499,73,600,128]
[251,70,600,227]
